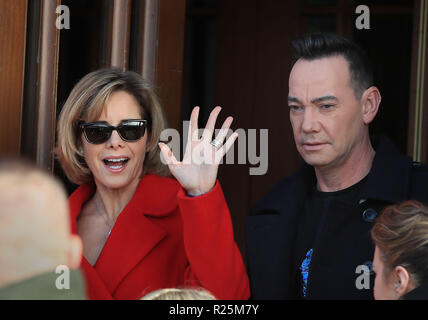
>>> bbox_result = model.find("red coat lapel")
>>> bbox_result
[68,174,181,296]
[94,203,167,293]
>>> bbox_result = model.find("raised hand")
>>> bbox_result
[158,106,238,196]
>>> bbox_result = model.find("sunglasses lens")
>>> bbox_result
[81,120,146,144]
[84,126,111,144]
[118,124,146,141]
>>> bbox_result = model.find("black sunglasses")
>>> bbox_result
[79,119,148,144]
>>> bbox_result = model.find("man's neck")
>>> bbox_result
[315,139,375,192]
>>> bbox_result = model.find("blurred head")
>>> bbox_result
[371,200,428,300]
[141,287,216,300]
[56,68,169,187]
[0,158,82,288]
[288,33,381,169]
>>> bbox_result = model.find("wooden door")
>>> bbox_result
[9,0,186,185]
[0,0,28,156]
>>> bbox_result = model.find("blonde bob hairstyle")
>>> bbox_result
[56,68,169,185]
[140,287,216,300]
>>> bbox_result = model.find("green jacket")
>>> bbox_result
[0,269,86,300]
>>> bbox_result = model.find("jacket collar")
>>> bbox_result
[360,135,412,203]
[68,174,180,294]
[299,135,411,203]
[69,174,179,232]
[403,283,428,300]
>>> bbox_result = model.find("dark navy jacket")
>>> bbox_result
[403,284,428,300]
[246,136,428,299]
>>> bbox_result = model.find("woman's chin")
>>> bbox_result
[95,175,139,191]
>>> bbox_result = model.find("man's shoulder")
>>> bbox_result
[411,160,428,172]
[409,160,428,185]
[0,269,86,300]
[409,161,428,202]
[263,173,302,198]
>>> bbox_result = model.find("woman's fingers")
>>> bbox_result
[213,116,234,145]
[189,106,200,141]
[182,106,237,165]
[158,142,180,166]
[211,116,234,163]
[185,107,200,155]
[216,131,239,162]
[202,106,222,142]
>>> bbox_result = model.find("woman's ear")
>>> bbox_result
[393,266,412,299]
[361,86,381,125]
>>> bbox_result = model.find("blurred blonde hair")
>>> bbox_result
[371,200,428,286]
[141,288,216,300]
[56,68,169,185]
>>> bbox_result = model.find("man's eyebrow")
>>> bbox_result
[287,96,338,104]
[311,95,338,104]
[287,96,301,103]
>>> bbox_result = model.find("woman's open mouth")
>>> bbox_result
[103,157,130,172]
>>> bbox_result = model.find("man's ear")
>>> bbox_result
[394,266,412,298]
[66,234,83,269]
[361,86,381,125]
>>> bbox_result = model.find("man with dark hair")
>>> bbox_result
[291,33,373,99]
[246,33,428,299]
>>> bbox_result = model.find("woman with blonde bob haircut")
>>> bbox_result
[57,68,168,184]
[56,68,249,300]
[371,200,428,300]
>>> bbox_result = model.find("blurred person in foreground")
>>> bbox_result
[246,33,428,299]
[371,200,428,300]
[56,68,249,300]
[0,158,84,299]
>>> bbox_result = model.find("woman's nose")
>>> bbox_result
[106,129,124,148]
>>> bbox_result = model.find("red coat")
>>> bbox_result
[69,174,250,300]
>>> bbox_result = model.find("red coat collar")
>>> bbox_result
[69,174,180,233]
[68,174,181,295]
